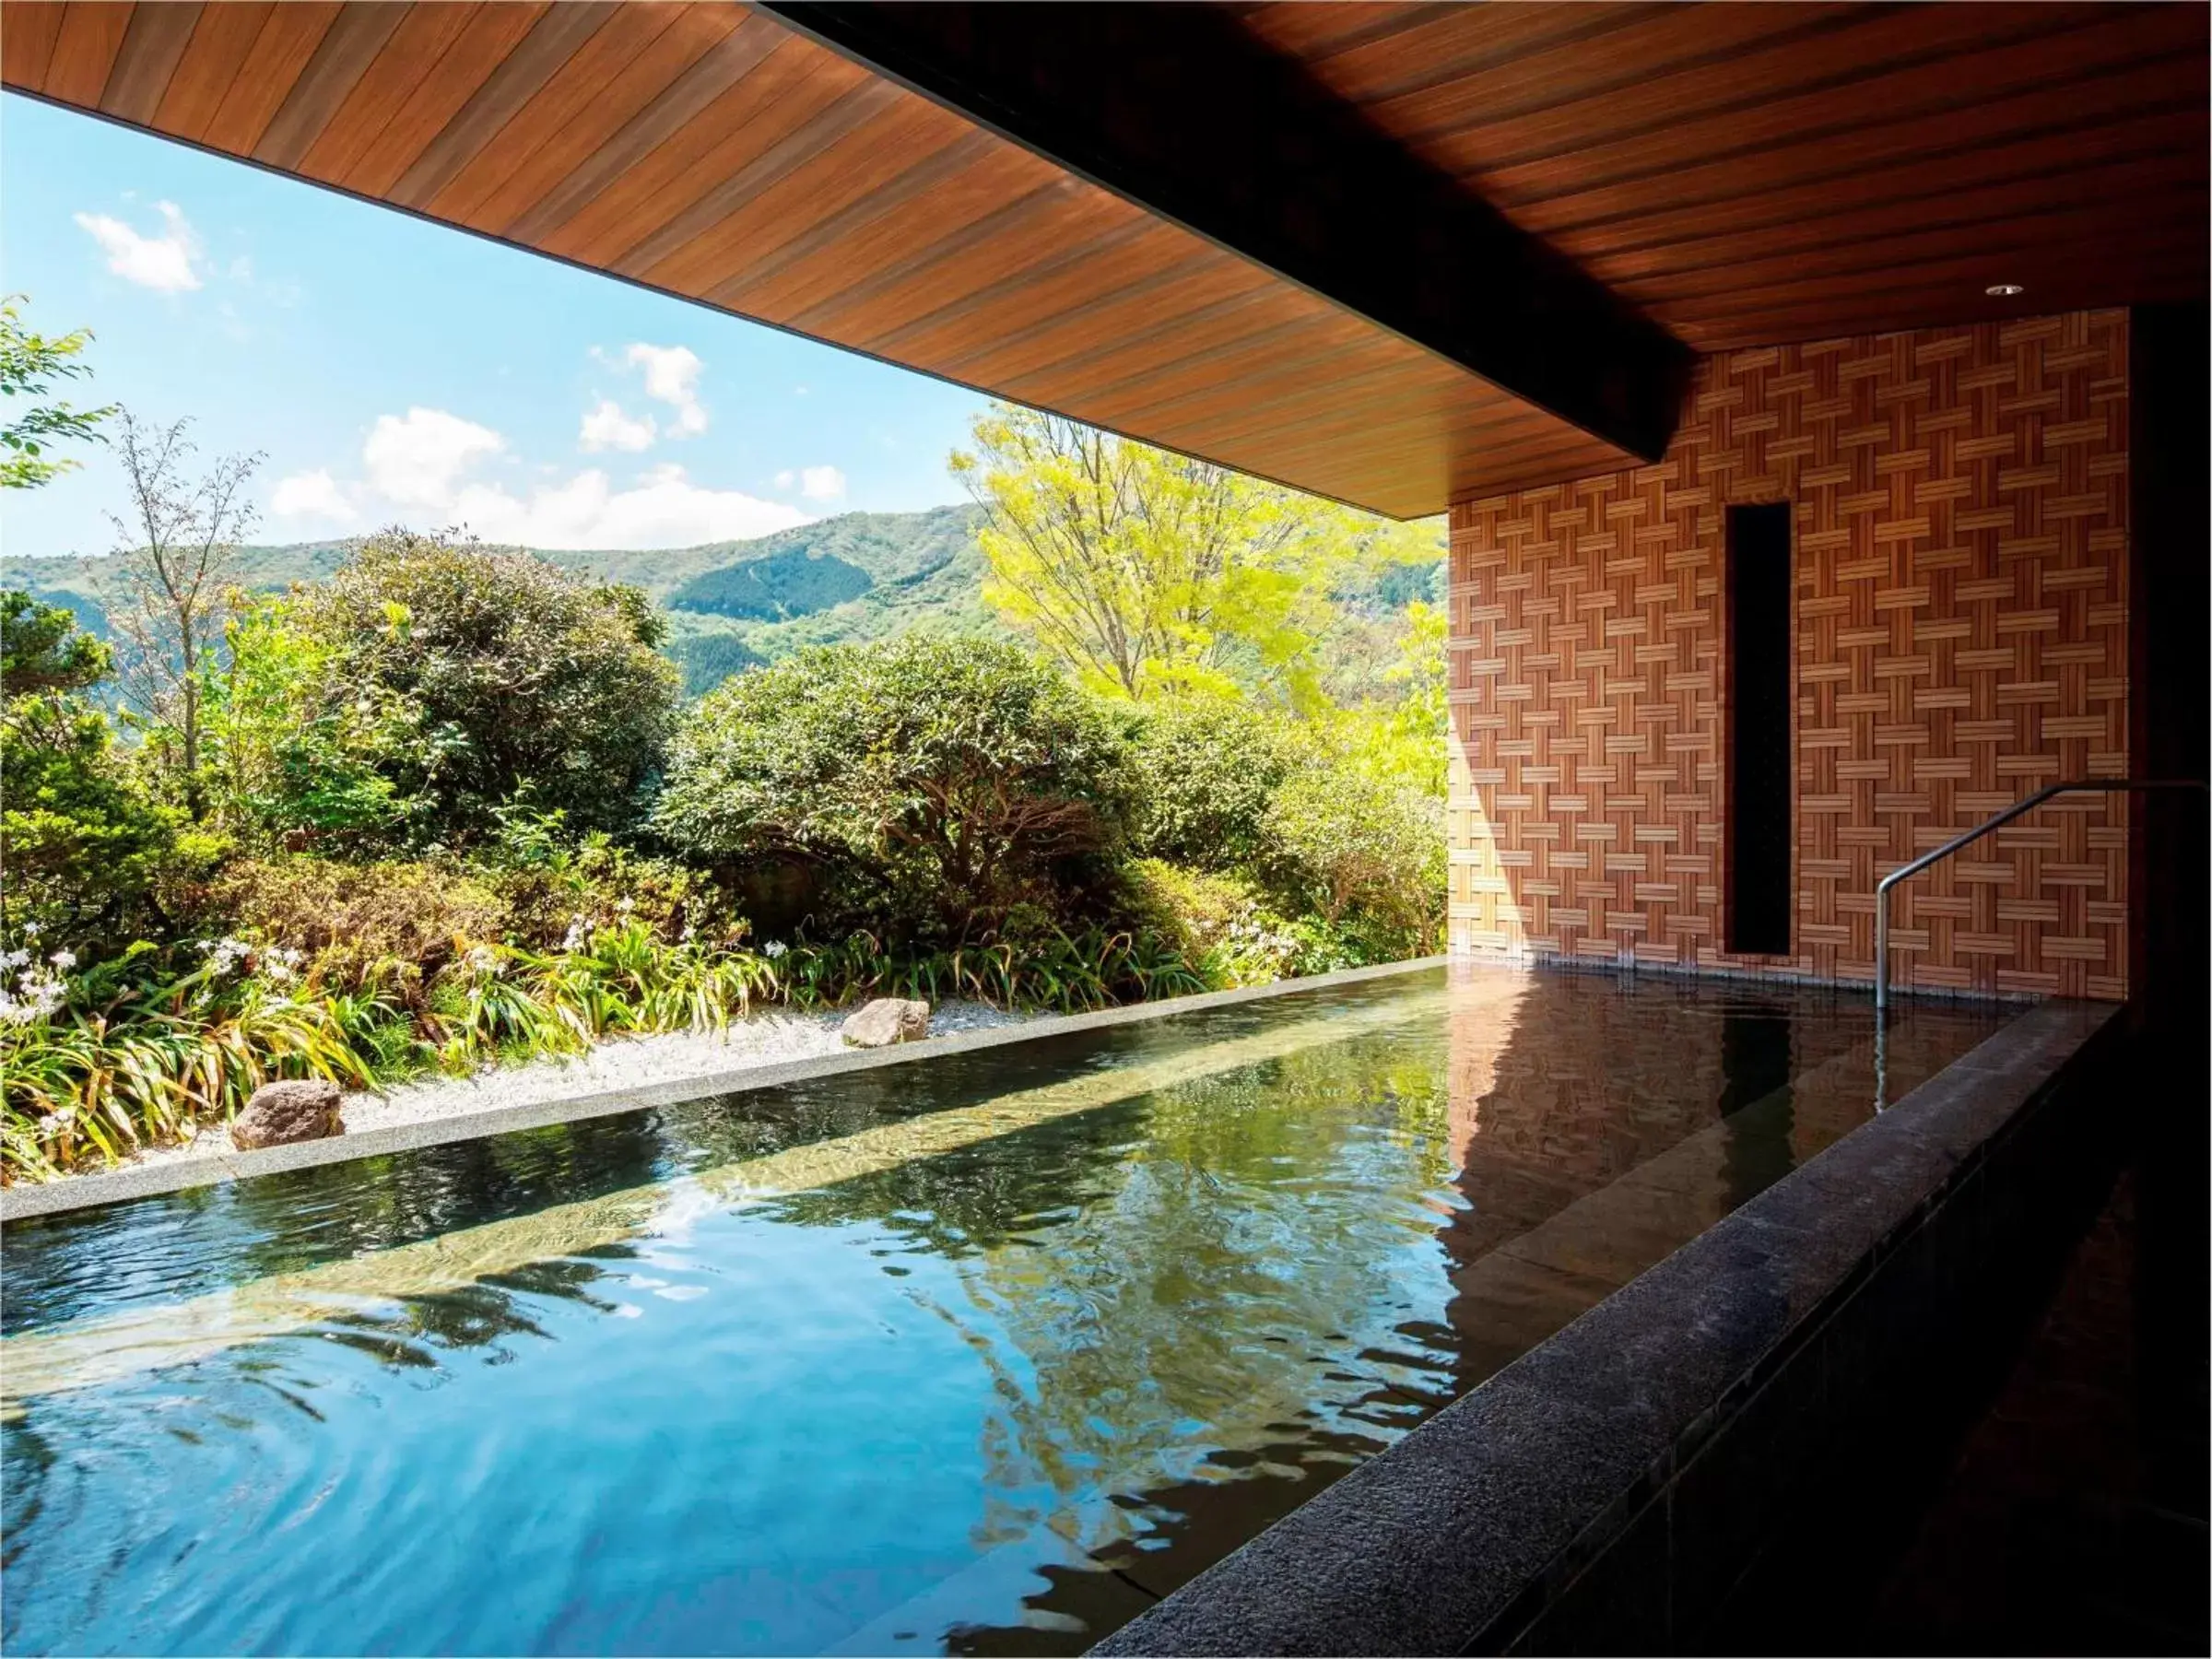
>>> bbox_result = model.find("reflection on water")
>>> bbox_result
[1,966,2011,1656]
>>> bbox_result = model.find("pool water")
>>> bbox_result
[1,965,2015,1656]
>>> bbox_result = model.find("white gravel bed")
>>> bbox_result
[114,999,1036,1178]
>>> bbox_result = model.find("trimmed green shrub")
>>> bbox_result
[290,530,679,843]
[655,637,1130,941]
[1261,763,1446,958]
[1123,695,1302,869]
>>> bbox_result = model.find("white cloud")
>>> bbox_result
[269,468,357,525]
[291,406,810,549]
[579,398,656,453]
[798,465,846,502]
[363,407,503,509]
[74,199,203,292]
[774,469,794,490]
[624,343,708,437]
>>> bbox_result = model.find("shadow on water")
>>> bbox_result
[1,967,2015,1657]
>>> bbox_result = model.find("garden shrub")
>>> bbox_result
[2,593,182,942]
[187,856,508,988]
[655,637,1131,942]
[290,530,679,844]
[1116,857,1301,987]
[1261,763,1446,958]
[1123,695,1302,869]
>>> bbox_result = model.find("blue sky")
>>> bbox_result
[2,93,990,558]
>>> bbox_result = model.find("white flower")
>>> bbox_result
[762,940,787,959]
[48,949,76,971]
[617,898,636,913]
[560,916,588,952]
[465,944,500,976]
[0,949,27,971]
[20,922,38,939]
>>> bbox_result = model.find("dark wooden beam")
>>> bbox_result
[756,1,1695,464]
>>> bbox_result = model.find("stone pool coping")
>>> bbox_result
[1,956,1449,1224]
[1090,994,2120,1656]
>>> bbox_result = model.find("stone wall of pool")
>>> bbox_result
[1094,996,2124,1656]
[0,958,1450,1223]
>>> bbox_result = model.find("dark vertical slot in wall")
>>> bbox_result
[1726,502,1794,956]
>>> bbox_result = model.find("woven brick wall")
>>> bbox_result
[1447,311,2130,1000]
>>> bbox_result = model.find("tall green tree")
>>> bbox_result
[950,404,1431,708]
[0,294,113,489]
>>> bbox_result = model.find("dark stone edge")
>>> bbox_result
[1,957,1447,1224]
[1090,996,2120,1657]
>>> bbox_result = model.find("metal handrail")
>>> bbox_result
[1874,776,2208,1014]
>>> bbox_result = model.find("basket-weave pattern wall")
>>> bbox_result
[1447,311,2130,1000]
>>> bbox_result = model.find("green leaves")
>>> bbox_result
[289,530,680,844]
[957,402,1439,710]
[0,294,114,491]
[656,636,1130,942]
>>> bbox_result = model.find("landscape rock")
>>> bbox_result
[840,997,931,1048]
[230,1079,345,1150]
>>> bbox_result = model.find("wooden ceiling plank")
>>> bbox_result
[1470,6,2198,206]
[1264,2,1672,107]
[516,20,810,253]
[195,3,340,156]
[1549,105,2208,265]
[98,0,196,124]
[41,2,131,107]
[388,2,616,212]
[601,70,905,279]
[1498,48,2206,235]
[153,2,273,141]
[1370,1,1887,154]
[788,176,1113,341]
[1060,312,1387,422]
[709,137,1046,317]
[1667,236,2206,347]
[994,299,1365,412]
[1654,224,2207,326]
[252,2,406,170]
[630,88,954,291]
[1227,2,1465,65]
[937,259,1280,385]
[2,2,67,91]
[317,4,549,199]
[1142,359,1553,454]
[1617,182,2211,303]
[443,4,737,233]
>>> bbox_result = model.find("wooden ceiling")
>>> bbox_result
[4,3,2204,515]
[1235,1,2209,353]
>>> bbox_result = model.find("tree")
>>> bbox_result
[290,529,679,843]
[198,594,422,851]
[1123,695,1303,870]
[1263,762,1445,951]
[2,588,111,700]
[950,403,1433,707]
[654,637,1129,940]
[105,411,264,816]
[1,593,179,936]
[0,294,113,489]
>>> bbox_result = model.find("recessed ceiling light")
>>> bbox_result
[1985,283,2025,297]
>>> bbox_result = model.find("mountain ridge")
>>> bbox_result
[1,505,999,697]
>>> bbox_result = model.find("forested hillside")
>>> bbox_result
[1,501,1437,699]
